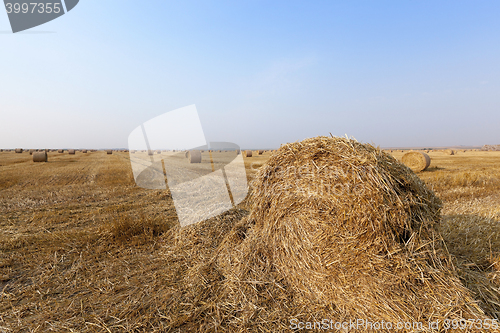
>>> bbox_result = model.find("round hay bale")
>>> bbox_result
[15,148,23,153]
[82,149,87,153]
[107,150,112,155]
[147,150,153,156]
[29,149,34,155]
[58,149,64,153]
[211,136,487,328]
[33,151,47,162]
[444,149,454,155]
[258,150,263,155]
[185,151,189,158]
[188,150,201,163]
[401,151,431,172]
[244,150,252,157]
[68,149,75,155]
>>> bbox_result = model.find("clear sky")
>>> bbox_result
[1,1,499,149]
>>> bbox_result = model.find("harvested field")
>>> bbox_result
[0,142,499,332]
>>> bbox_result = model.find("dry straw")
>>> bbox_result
[158,136,494,332]
[258,150,263,155]
[244,150,252,157]
[189,150,201,163]
[58,149,64,153]
[15,148,23,153]
[107,150,112,155]
[402,151,431,172]
[32,151,47,162]
[82,149,87,153]
[68,149,75,155]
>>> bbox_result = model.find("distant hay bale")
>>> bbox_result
[33,151,47,162]
[82,149,87,153]
[244,150,252,157]
[147,150,153,156]
[15,148,23,153]
[107,150,112,155]
[58,149,64,153]
[185,151,189,158]
[258,150,263,155]
[402,151,431,172]
[444,149,455,155]
[188,150,201,163]
[29,149,34,155]
[68,149,76,155]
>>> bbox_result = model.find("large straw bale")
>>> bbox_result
[33,151,47,162]
[258,150,263,155]
[107,150,112,155]
[244,150,252,157]
[176,136,490,331]
[15,148,23,153]
[68,149,75,155]
[58,149,64,153]
[402,151,431,172]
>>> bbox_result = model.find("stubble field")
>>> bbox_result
[0,149,499,332]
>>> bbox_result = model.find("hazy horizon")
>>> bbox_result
[1,1,499,149]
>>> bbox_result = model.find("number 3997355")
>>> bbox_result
[5,3,62,14]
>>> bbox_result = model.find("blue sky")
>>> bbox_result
[1,1,499,149]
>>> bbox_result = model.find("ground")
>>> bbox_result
[0,149,499,332]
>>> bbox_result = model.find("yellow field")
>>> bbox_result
[0,149,499,331]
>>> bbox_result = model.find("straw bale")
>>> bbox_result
[82,149,87,153]
[15,148,23,153]
[244,150,252,157]
[258,150,263,155]
[107,150,112,155]
[155,136,496,332]
[189,150,201,163]
[68,149,75,155]
[33,151,47,162]
[445,149,455,155]
[402,151,431,172]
